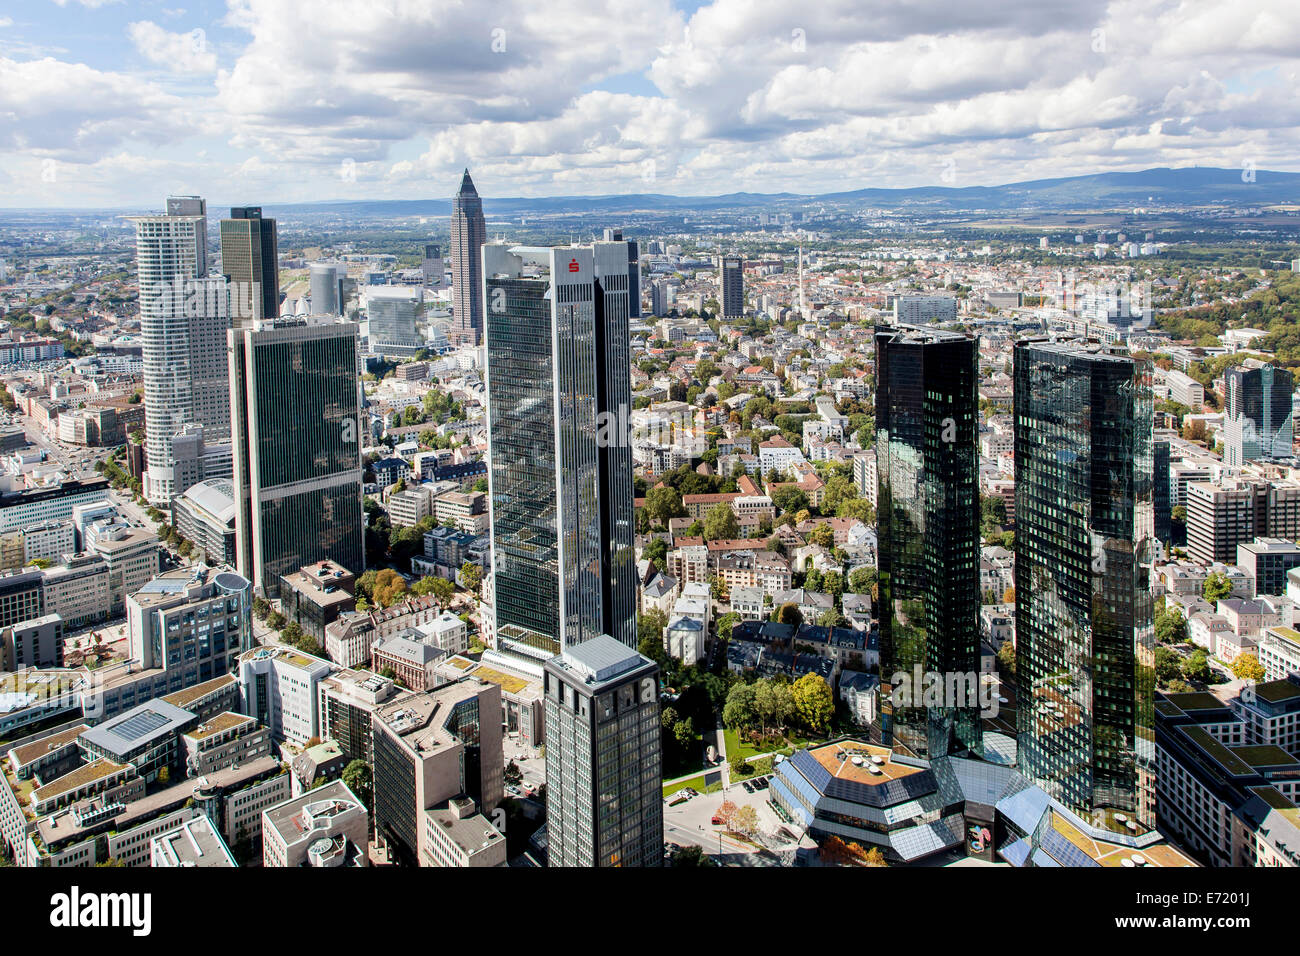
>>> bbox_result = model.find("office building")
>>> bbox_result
[229,318,365,597]
[422,243,443,288]
[365,286,423,357]
[83,517,160,614]
[1236,538,1300,597]
[892,295,958,326]
[1224,362,1295,467]
[1013,339,1155,825]
[238,645,333,746]
[279,559,356,641]
[309,261,346,316]
[171,477,238,566]
[371,678,503,867]
[219,206,280,324]
[483,242,636,655]
[261,779,369,868]
[128,565,253,686]
[543,635,662,867]
[131,198,232,503]
[316,668,398,764]
[874,326,982,759]
[1186,478,1300,566]
[720,255,743,318]
[150,815,238,867]
[1153,439,1171,544]
[449,169,486,347]
[2,613,63,670]
[0,478,113,534]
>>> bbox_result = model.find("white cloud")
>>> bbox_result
[127,21,218,74]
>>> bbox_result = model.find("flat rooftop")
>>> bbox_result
[809,739,923,786]
[1049,811,1196,868]
[79,698,195,756]
[183,711,253,742]
[161,673,237,710]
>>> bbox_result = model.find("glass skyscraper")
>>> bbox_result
[874,326,982,760]
[229,318,365,597]
[1224,361,1295,467]
[130,197,231,504]
[483,242,636,656]
[1013,339,1155,825]
[218,206,279,325]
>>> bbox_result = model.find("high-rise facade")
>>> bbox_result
[543,634,662,867]
[483,242,636,657]
[603,228,640,318]
[219,206,280,324]
[131,197,232,504]
[228,318,365,597]
[365,287,422,357]
[309,262,345,316]
[1013,339,1155,825]
[719,255,743,318]
[1224,361,1295,467]
[874,326,982,759]
[449,169,487,347]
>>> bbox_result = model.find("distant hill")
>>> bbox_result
[252,166,1300,218]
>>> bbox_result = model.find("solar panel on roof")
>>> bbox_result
[109,708,171,742]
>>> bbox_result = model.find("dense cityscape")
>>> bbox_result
[0,6,1297,933]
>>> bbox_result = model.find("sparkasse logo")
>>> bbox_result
[49,886,152,937]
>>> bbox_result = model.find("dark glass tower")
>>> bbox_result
[874,326,982,760]
[1153,439,1171,545]
[1013,339,1155,825]
[543,634,662,867]
[229,318,365,597]
[720,255,743,318]
[449,169,487,347]
[219,206,279,324]
[483,243,636,657]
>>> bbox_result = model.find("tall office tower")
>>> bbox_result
[309,261,345,316]
[1013,339,1155,825]
[543,634,662,867]
[1153,439,1171,545]
[219,206,280,324]
[421,243,443,288]
[165,195,207,274]
[228,318,365,598]
[449,168,487,347]
[365,287,422,356]
[483,242,636,659]
[719,255,743,318]
[131,200,232,504]
[874,326,982,760]
[604,228,640,318]
[1224,361,1295,467]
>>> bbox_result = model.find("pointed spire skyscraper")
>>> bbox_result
[449,168,487,347]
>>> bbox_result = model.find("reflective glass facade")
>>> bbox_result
[484,244,636,653]
[1013,340,1155,821]
[230,320,365,597]
[875,327,982,759]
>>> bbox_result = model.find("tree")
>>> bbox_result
[644,486,687,527]
[996,640,1017,675]
[281,621,304,646]
[703,502,739,541]
[342,759,373,810]
[1155,607,1188,645]
[1182,648,1213,683]
[637,609,669,667]
[774,603,803,629]
[848,567,877,594]
[1203,572,1233,603]
[731,804,759,836]
[372,568,408,607]
[808,524,834,549]
[670,844,718,867]
[1154,646,1183,685]
[722,681,758,730]
[1230,653,1266,683]
[672,718,695,750]
[770,485,809,516]
[714,611,739,643]
[791,673,834,734]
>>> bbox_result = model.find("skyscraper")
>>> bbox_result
[1224,361,1295,467]
[719,255,743,318]
[604,228,640,318]
[449,169,487,347]
[874,326,982,760]
[483,242,636,660]
[165,195,207,274]
[228,318,365,597]
[1013,339,1155,825]
[309,261,345,316]
[543,634,662,867]
[130,198,232,504]
[422,243,443,288]
[219,206,280,324]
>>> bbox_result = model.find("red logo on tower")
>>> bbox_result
[568,258,580,273]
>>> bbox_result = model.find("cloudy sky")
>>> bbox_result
[2,0,1298,207]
